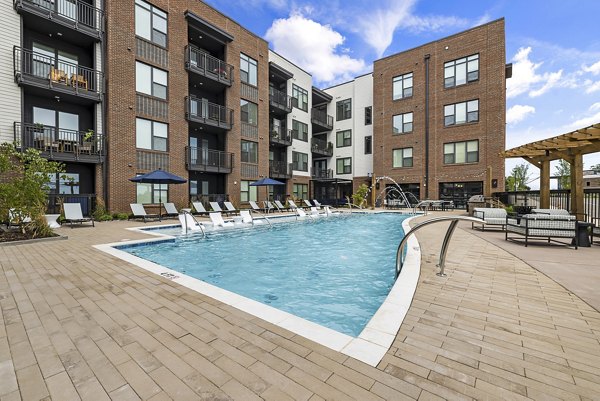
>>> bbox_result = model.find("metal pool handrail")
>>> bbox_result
[395,216,484,279]
[181,210,206,238]
[249,209,273,227]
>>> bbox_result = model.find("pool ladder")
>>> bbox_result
[395,216,484,279]
[181,210,206,238]
[249,210,273,227]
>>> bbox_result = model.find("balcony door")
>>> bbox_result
[313,159,327,177]
[59,111,79,141]
[32,42,78,82]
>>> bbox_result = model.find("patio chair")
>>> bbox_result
[303,199,314,209]
[313,199,324,208]
[249,200,266,213]
[239,210,253,224]
[310,206,323,217]
[209,202,223,213]
[162,202,179,218]
[288,200,300,210]
[223,201,239,215]
[191,201,209,216]
[274,200,288,211]
[209,212,234,228]
[265,201,276,213]
[63,203,95,228]
[129,203,160,223]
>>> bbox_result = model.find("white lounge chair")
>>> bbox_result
[313,199,323,208]
[209,202,223,212]
[192,202,209,215]
[64,203,94,228]
[163,202,179,218]
[288,200,300,210]
[249,201,263,212]
[310,206,322,217]
[223,201,239,215]
[129,203,160,223]
[209,212,234,228]
[274,200,288,211]
[239,210,253,224]
[303,199,313,209]
[265,201,277,213]
[178,213,204,232]
[296,208,308,218]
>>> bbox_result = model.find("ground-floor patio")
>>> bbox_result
[1,211,599,400]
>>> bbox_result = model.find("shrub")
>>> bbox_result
[113,213,129,220]
[352,184,370,208]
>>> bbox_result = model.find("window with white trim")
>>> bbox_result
[136,61,167,99]
[392,147,413,168]
[392,112,413,134]
[135,0,167,47]
[136,118,167,151]
[392,72,413,100]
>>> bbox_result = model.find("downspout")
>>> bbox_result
[424,54,430,199]
[101,0,109,208]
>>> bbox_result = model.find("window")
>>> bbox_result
[444,140,479,164]
[241,141,258,163]
[293,184,308,200]
[136,62,167,99]
[392,148,413,168]
[240,53,257,86]
[240,100,258,125]
[336,157,352,174]
[364,136,372,155]
[135,0,167,47]
[392,112,413,134]
[137,179,168,204]
[444,100,479,126]
[189,180,208,196]
[444,54,479,88]
[292,151,308,171]
[241,180,258,202]
[336,130,352,147]
[365,106,372,125]
[292,84,308,111]
[292,120,308,142]
[392,72,413,100]
[336,99,352,121]
[136,118,167,151]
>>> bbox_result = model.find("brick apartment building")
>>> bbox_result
[373,18,508,208]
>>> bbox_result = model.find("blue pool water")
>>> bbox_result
[121,213,408,336]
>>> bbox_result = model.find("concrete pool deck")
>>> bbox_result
[1,211,600,400]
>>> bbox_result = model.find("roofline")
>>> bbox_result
[196,1,268,44]
[268,49,313,77]
[312,86,333,102]
[320,72,373,91]
[374,17,505,64]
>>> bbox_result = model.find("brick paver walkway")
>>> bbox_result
[1,216,599,400]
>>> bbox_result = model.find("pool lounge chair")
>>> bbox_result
[303,199,314,209]
[192,202,209,216]
[249,201,264,213]
[310,206,324,217]
[239,210,253,224]
[209,212,234,228]
[129,203,160,223]
[64,203,95,228]
[274,200,288,212]
[162,202,179,218]
[223,201,239,215]
[288,200,300,210]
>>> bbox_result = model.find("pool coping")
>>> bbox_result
[94,213,421,366]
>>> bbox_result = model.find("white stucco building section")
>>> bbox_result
[0,0,22,144]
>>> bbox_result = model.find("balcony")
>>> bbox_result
[311,137,333,157]
[186,147,233,173]
[14,46,103,102]
[269,128,292,147]
[269,161,292,179]
[269,87,292,114]
[14,0,103,41]
[311,107,333,133]
[311,168,333,180]
[185,45,233,86]
[15,122,104,163]
[185,97,233,131]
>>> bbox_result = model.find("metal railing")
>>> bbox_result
[311,167,333,179]
[15,122,104,160]
[14,46,103,96]
[186,147,233,172]
[181,210,206,237]
[311,137,333,156]
[186,96,233,129]
[249,209,272,227]
[185,45,233,85]
[15,0,103,35]
[269,87,292,112]
[269,161,292,179]
[311,108,333,130]
[269,128,292,146]
[395,216,484,279]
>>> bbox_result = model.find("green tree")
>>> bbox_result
[591,164,600,174]
[0,143,64,237]
[505,163,531,191]
[555,159,571,189]
[352,183,370,208]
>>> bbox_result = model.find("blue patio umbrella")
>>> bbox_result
[129,169,187,215]
[249,177,285,201]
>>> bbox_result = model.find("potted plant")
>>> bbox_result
[81,129,95,153]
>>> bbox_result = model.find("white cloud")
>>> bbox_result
[584,79,600,94]
[506,47,564,99]
[567,110,600,129]
[506,105,535,125]
[590,102,600,112]
[265,13,366,85]
[582,60,600,75]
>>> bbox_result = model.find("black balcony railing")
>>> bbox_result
[311,167,333,179]
[14,46,103,101]
[186,146,233,173]
[15,0,103,39]
[269,128,292,146]
[185,97,233,130]
[185,45,233,86]
[269,161,292,179]
[269,87,292,113]
[311,137,333,156]
[311,108,334,131]
[15,122,105,162]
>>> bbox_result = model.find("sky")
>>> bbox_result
[206,0,600,188]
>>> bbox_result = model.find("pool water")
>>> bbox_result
[122,213,408,336]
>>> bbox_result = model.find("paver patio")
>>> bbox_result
[1,212,600,400]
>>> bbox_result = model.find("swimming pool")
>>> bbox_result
[119,213,408,336]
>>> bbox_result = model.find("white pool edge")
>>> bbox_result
[94,214,421,367]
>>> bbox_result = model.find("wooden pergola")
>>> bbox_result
[501,122,600,219]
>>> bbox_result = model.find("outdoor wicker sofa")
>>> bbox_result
[472,207,507,231]
[505,213,578,248]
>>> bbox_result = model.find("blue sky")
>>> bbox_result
[206,0,600,185]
